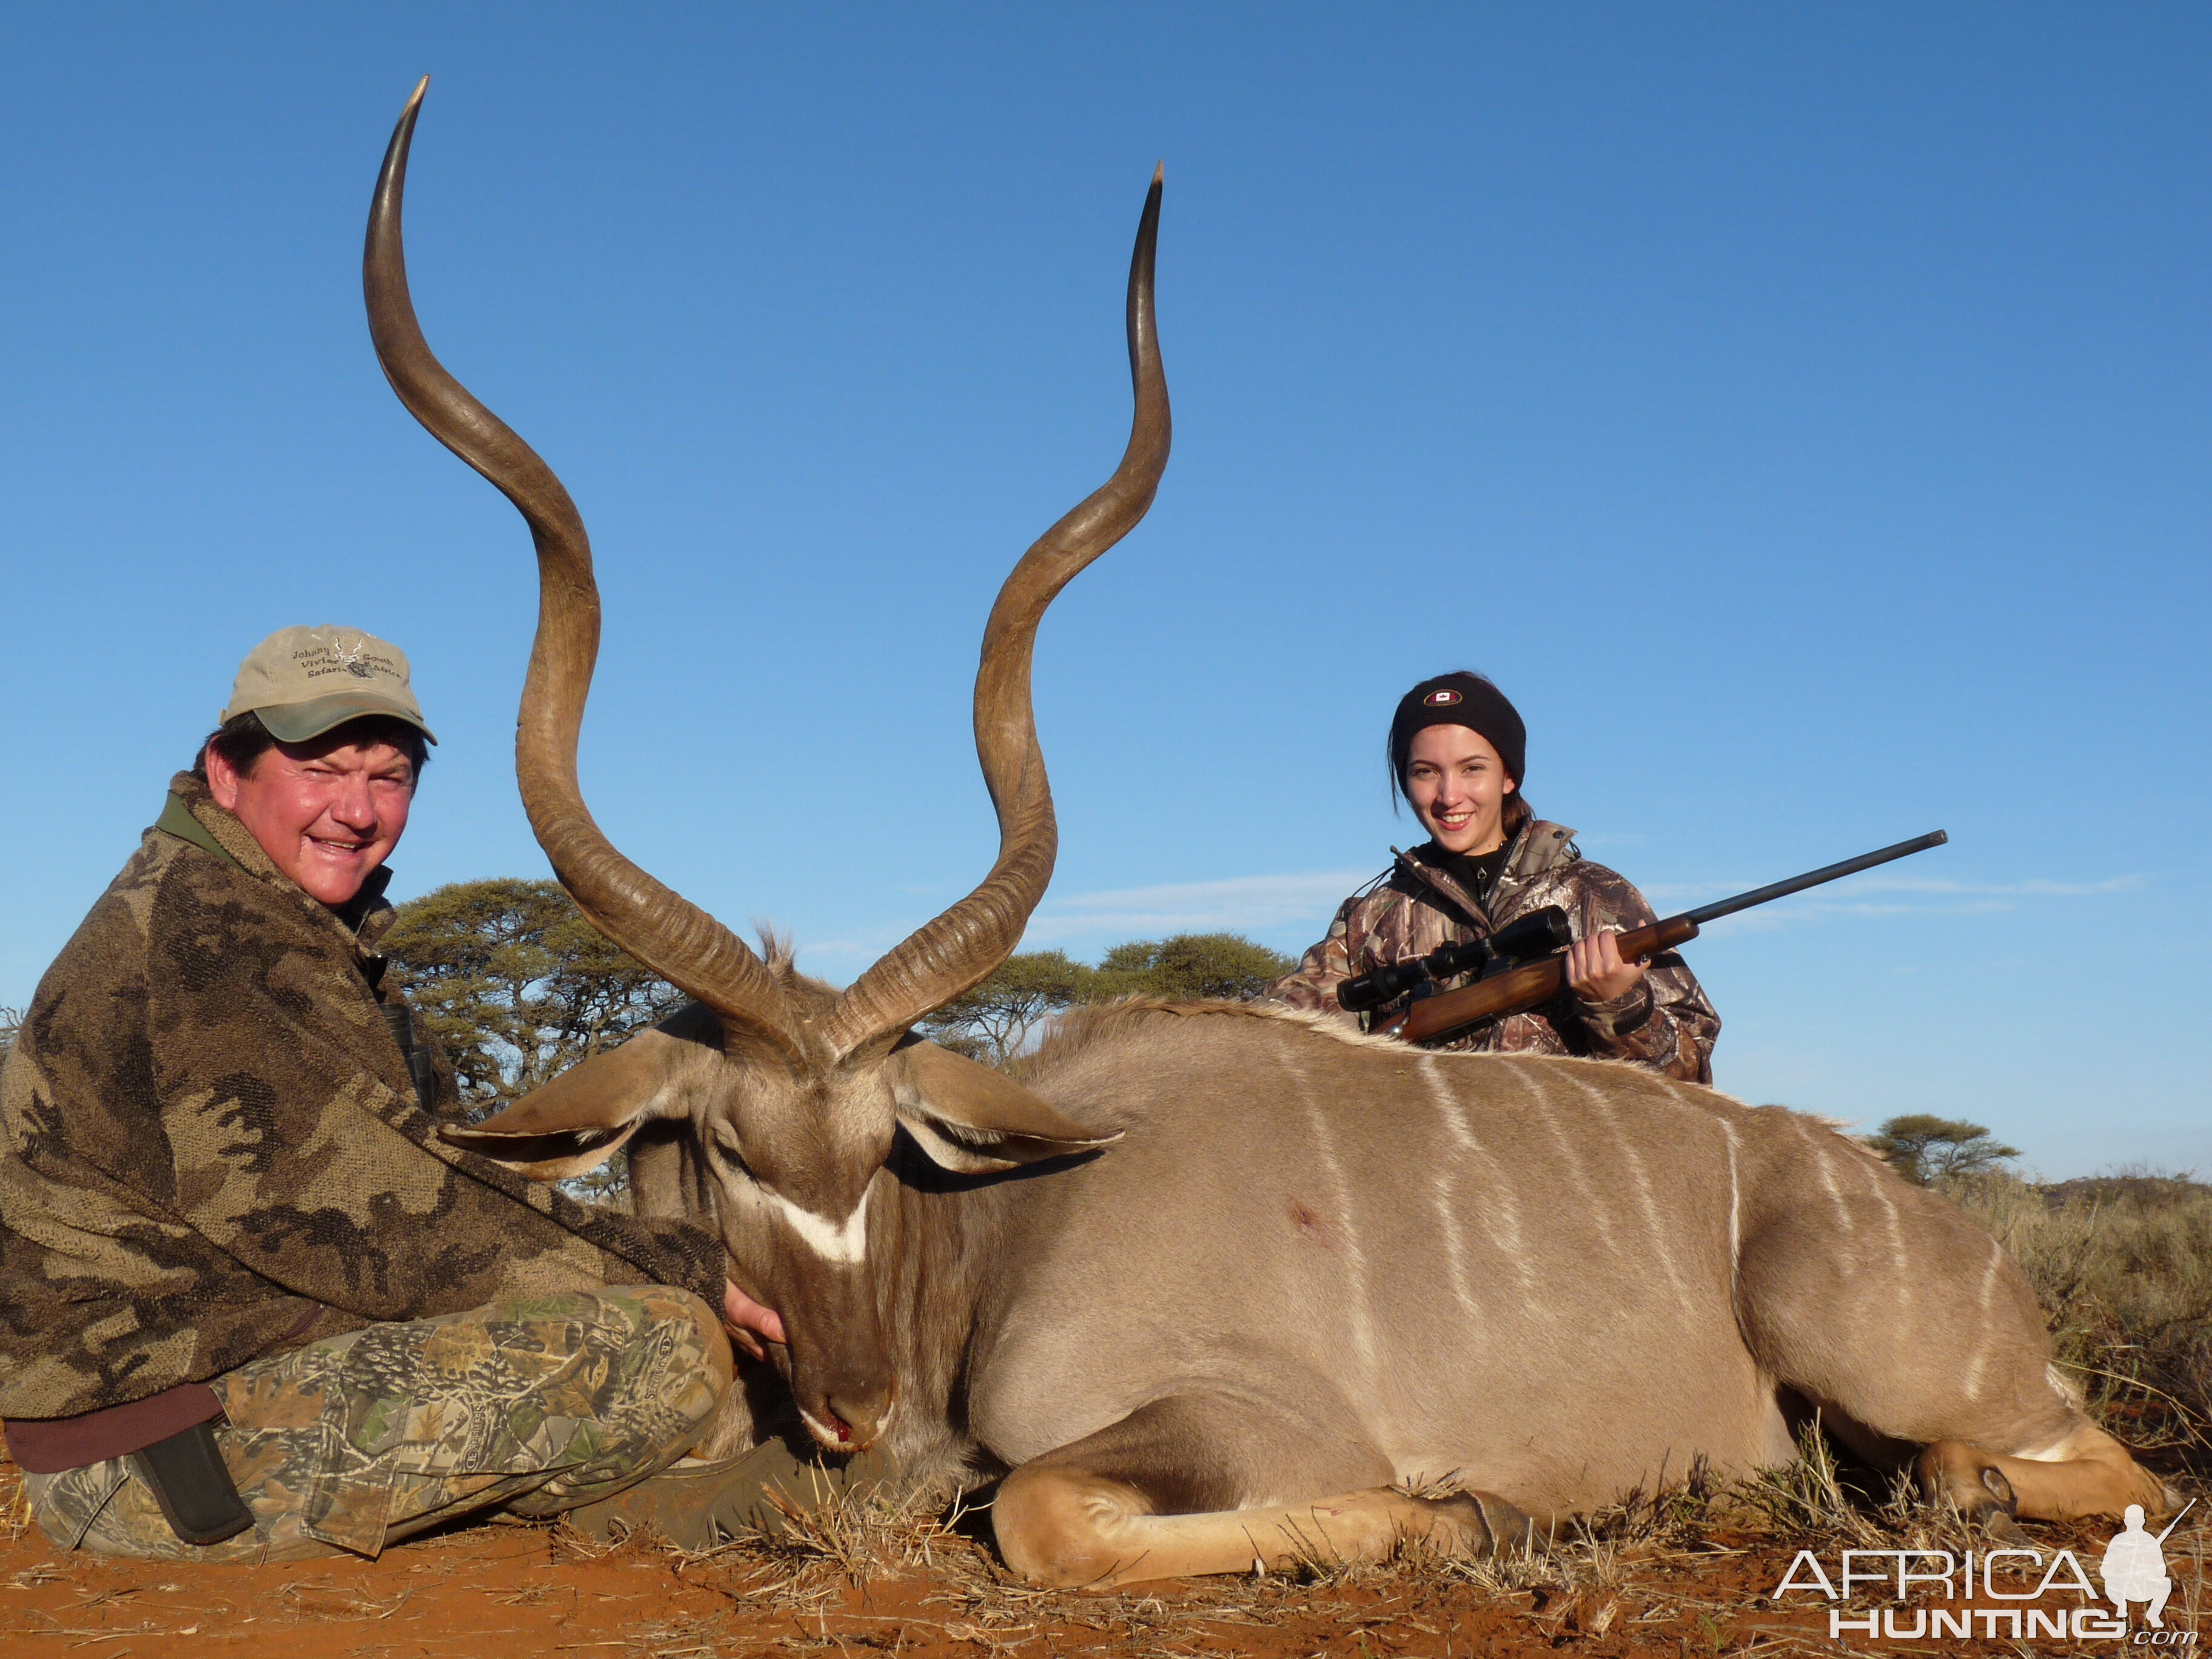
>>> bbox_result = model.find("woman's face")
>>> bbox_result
[1404,725,1516,856]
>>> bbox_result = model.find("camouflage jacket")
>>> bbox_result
[1270,820,1719,1082]
[0,775,725,1421]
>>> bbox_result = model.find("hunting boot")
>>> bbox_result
[565,1436,906,1550]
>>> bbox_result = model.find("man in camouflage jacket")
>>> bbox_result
[0,628,768,1560]
[1272,820,1719,1082]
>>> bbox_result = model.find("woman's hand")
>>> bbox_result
[723,1280,786,1362]
[1566,929,1647,1004]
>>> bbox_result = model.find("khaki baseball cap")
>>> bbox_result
[220,625,438,745]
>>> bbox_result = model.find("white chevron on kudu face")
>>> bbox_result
[766,1186,871,1265]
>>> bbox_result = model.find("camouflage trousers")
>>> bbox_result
[25,1285,731,1562]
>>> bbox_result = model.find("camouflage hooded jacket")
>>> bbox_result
[1270,819,1720,1082]
[0,775,725,1421]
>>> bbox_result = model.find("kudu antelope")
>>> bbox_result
[366,83,2167,1587]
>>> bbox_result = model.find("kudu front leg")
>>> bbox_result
[1916,1420,2173,1534]
[991,1393,1535,1589]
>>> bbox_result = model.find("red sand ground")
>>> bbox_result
[1,1458,2202,1658]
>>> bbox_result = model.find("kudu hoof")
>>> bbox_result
[1968,1465,2028,1541]
[1915,1444,2024,1541]
[1416,1490,1538,1559]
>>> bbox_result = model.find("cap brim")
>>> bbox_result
[251,692,438,746]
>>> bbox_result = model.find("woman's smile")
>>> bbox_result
[1404,725,1515,856]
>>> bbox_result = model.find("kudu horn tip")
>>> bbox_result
[407,74,430,108]
[1152,161,1164,186]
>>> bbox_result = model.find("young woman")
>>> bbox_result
[1271,671,1718,1082]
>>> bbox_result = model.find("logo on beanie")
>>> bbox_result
[1423,689,1463,706]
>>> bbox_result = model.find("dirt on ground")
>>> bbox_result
[3,1451,2205,1659]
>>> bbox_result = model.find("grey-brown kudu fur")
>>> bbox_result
[365,82,2167,1587]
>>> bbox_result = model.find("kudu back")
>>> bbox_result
[364,83,2167,1586]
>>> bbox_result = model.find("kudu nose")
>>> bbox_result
[824,1382,896,1451]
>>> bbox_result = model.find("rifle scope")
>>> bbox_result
[1335,905,1574,1014]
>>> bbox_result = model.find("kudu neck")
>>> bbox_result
[868,1133,1033,1459]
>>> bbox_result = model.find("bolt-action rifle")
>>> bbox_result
[1351,830,1949,1046]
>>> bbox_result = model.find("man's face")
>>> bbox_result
[205,730,416,906]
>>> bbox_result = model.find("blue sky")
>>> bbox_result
[3,6,2204,1176]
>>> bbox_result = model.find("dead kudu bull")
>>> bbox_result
[366,83,2167,1587]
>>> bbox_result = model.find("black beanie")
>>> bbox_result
[1390,671,1527,791]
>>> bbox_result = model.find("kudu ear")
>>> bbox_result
[887,1039,1119,1175]
[440,1007,718,1182]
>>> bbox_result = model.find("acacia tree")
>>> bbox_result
[1088,933,1293,1002]
[1866,1114,2022,1186]
[382,879,687,1118]
[918,933,1294,1064]
[918,950,1090,1066]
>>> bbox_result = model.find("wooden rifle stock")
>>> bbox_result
[1382,915,1700,1044]
[1372,828,1948,1047]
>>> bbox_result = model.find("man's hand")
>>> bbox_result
[723,1280,786,1362]
[1566,929,1647,1004]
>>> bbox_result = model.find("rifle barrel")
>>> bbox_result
[1681,830,1948,928]
[1386,826,1952,1047]
[2153,1497,2197,1546]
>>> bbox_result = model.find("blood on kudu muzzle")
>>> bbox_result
[363,78,1165,1456]
[774,1247,899,1450]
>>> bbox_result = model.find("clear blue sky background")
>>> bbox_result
[4,6,2204,1176]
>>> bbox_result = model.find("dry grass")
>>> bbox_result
[1947,1167,2212,1472]
[615,1439,2019,1657]
[613,1419,2211,1657]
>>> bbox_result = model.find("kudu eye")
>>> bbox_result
[709,1131,753,1178]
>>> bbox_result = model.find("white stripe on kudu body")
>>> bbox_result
[1413,1057,1482,1322]
[1501,1059,1628,1267]
[1567,1070,1690,1302]
[1419,1057,1539,1297]
[768,1186,871,1265]
[1718,1114,1744,1296]
[1963,1235,2006,1401]
[1813,1135,1857,1236]
[1281,1050,1379,1375]
[1858,1141,1915,1318]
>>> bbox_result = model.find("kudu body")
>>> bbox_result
[365,84,2166,1586]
